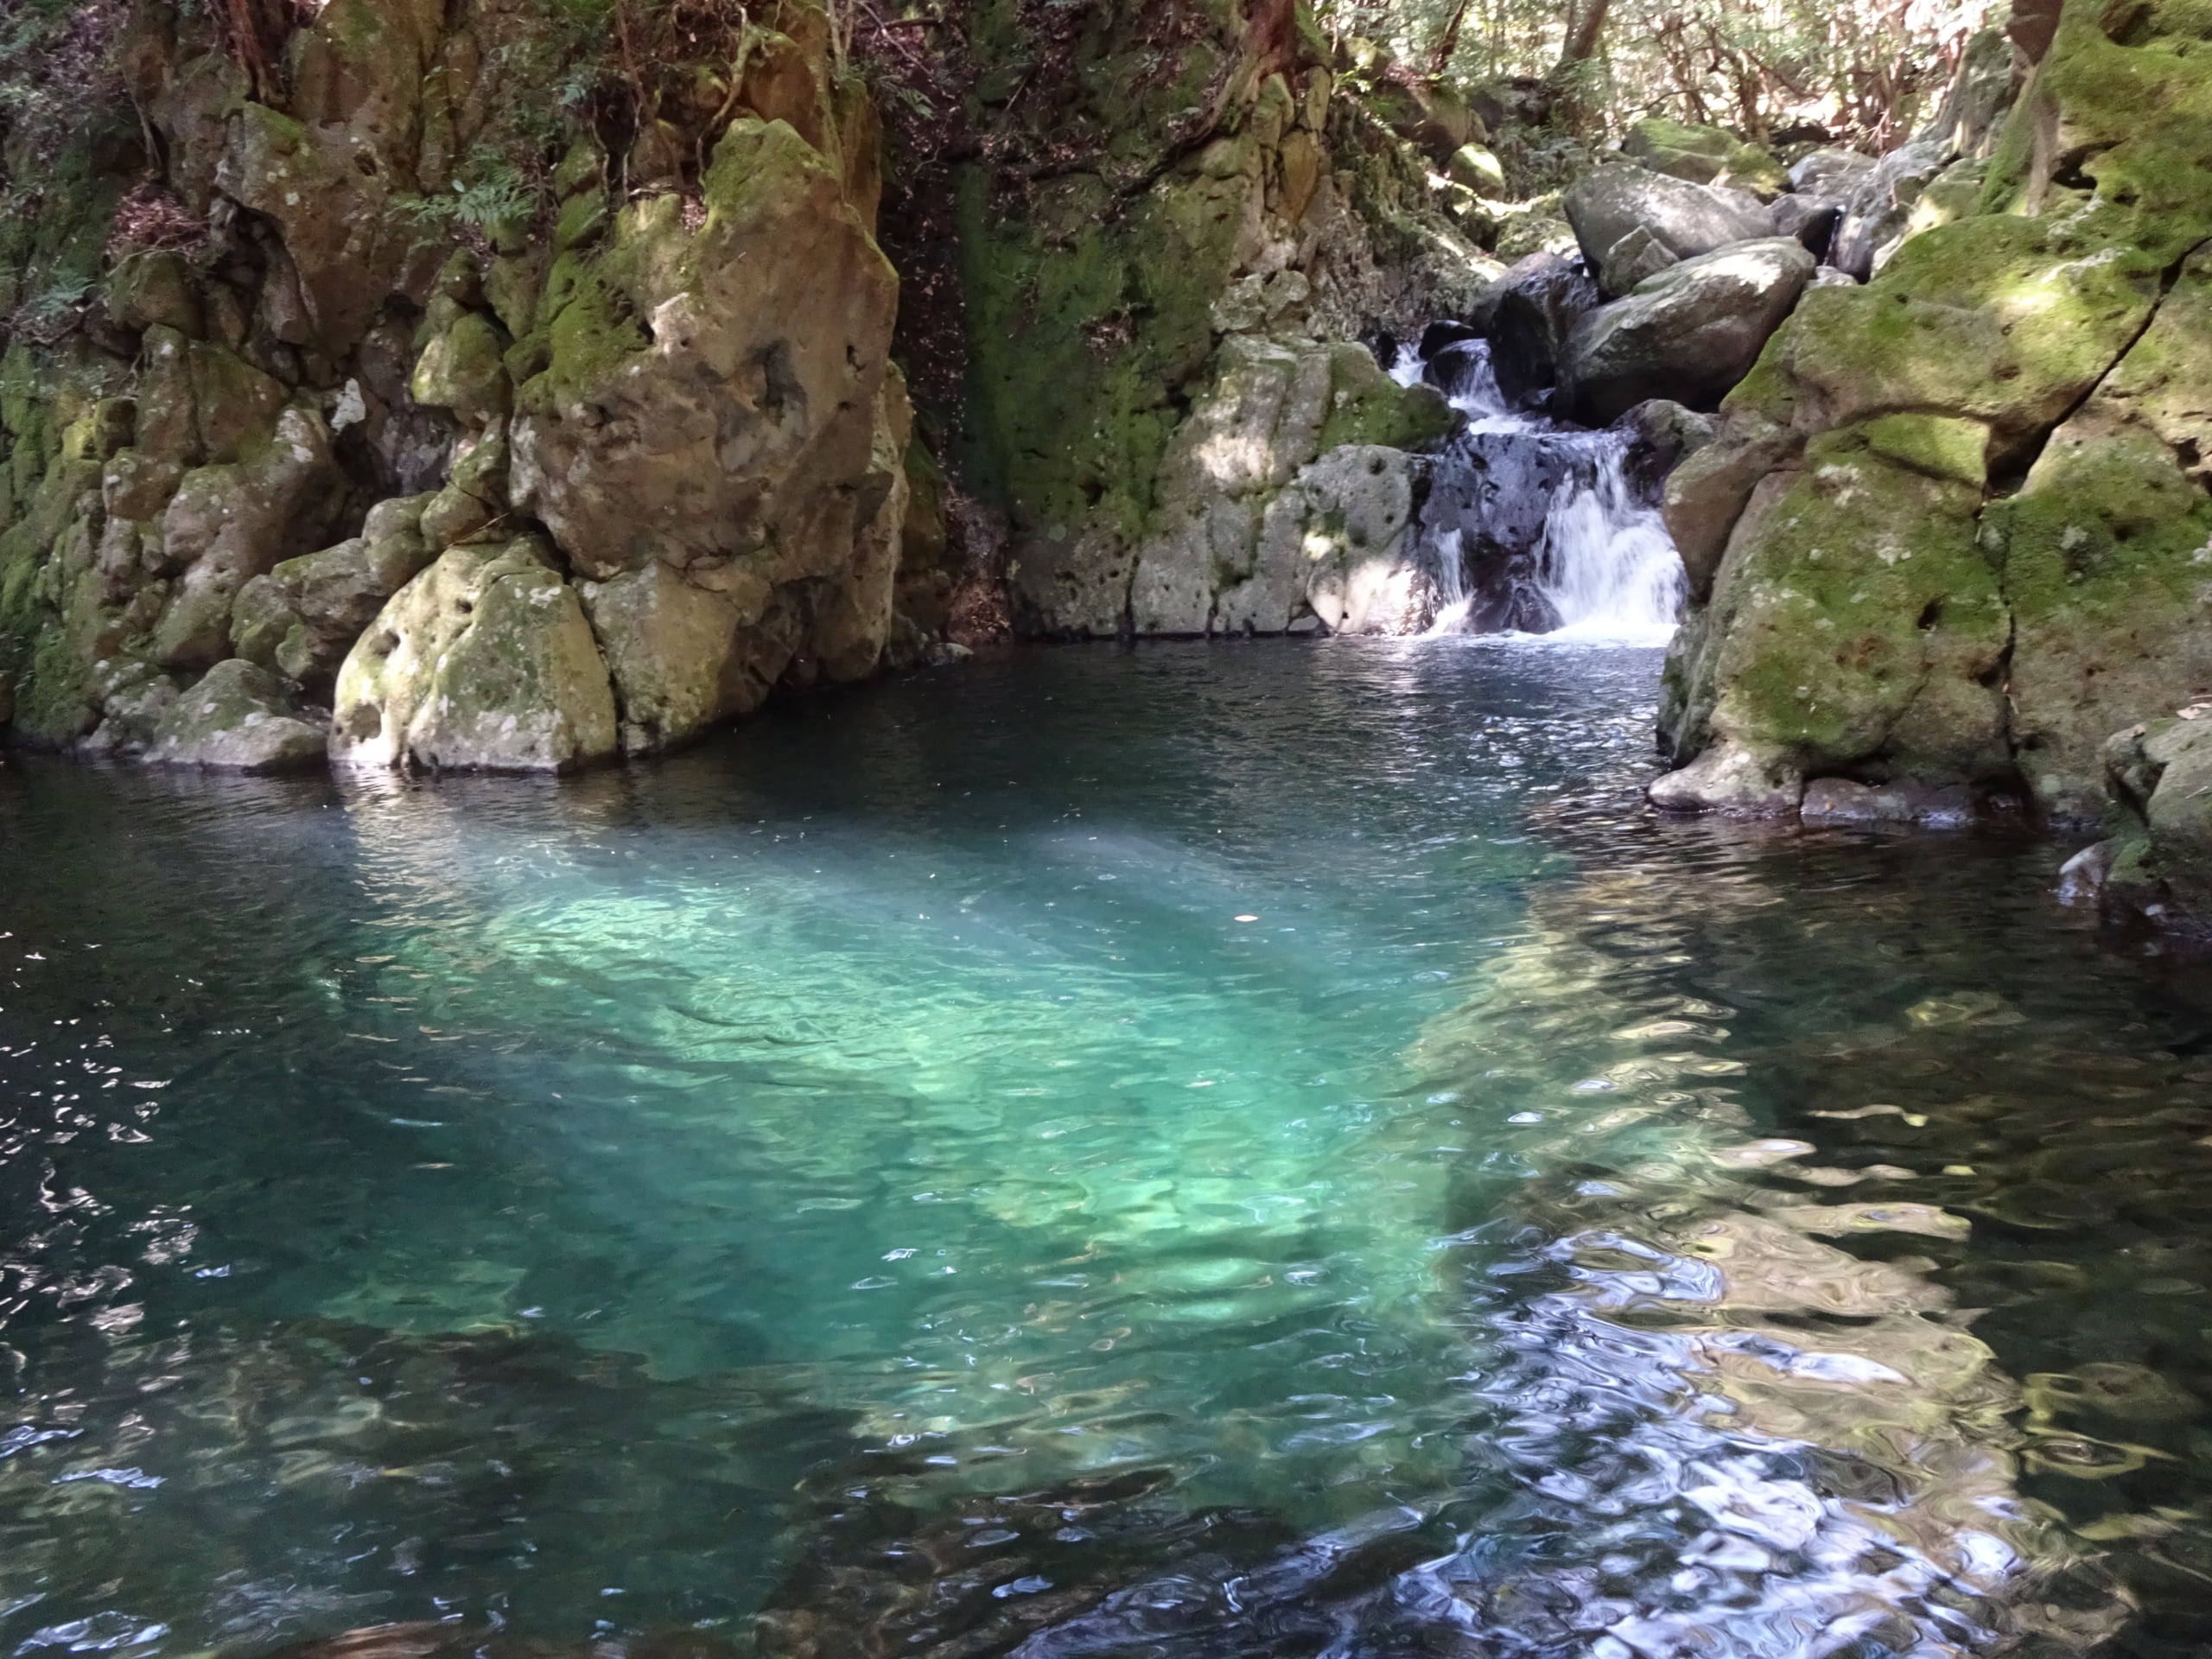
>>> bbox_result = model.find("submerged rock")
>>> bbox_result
[330,538,618,773]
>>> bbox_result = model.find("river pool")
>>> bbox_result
[3,641,2209,1658]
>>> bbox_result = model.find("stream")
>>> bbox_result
[4,639,2212,1657]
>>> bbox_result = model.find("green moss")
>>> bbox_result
[1862,412,1989,487]
[1317,345,1455,449]
[1694,429,2011,780]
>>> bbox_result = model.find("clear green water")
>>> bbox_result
[4,643,2212,1658]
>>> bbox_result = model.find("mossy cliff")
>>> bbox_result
[940,0,1492,637]
[1655,0,2212,864]
[0,0,908,769]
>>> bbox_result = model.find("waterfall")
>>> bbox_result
[1406,339,1687,645]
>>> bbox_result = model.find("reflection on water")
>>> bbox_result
[2,641,2209,1656]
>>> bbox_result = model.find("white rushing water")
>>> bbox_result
[1396,340,1687,646]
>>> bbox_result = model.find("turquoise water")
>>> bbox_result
[4,642,2212,1658]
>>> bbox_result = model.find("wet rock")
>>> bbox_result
[1614,398,1718,499]
[1559,238,1815,425]
[1801,776,1975,826]
[2101,709,2212,932]
[1486,253,1600,407]
[143,658,327,772]
[1648,741,1805,815]
[1115,339,1452,636]
[1419,320,1482,357]
[1563,163,1776,297]
[1619,117,1789,200]
[329,537,619,773]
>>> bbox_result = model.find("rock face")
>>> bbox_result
[1027,334,1455,637]
[1560,239,1815,424]
[0,0,928,770]
[1564,164,1776,296]
[331,539,618,774]
[1649,0,2212,873]
[952,0,1500,639]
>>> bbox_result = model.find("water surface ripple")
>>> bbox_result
[3,642,2209,1658]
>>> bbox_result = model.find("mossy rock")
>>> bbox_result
[1669,425,2011,783]
[1621,118,1789,200]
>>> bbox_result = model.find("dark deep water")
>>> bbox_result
[5,641,2212,1659]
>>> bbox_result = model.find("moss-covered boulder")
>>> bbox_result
[143,657,327,772]
[1621,118,1788,201]
[329,537,618,773]
[510,117,904,690]
[1084,336,1452,636]
[1662,425,2011,804]
[1653,0,2212,823]
[232,492,438,695]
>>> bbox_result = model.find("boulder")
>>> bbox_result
[143,658,327,772]
[1560,239,1815,425]
[1487,253,1600,406]
[1620,118,1788,200]
[1660,426,2012,806]
[2101,711,2212,931]
[329,537,619,773]
[1115,339,1453,635]
[1564,164,1775,296]
[1614,399,1718,499]
[231,493,438,695]
[148,406,347,671]
[1788,148,1874,198]
[510,117,900,641]
[1985,245,2212,820]
[579,559,798,753]
[1770,194,1844,261]
[1828,133,1951,280]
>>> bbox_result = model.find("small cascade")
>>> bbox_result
[1408,339,1687,645]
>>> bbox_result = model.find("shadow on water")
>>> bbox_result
[3,642,2211,1656]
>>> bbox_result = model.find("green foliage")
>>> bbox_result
[1319,0,1991,150]
[397,163,542,235]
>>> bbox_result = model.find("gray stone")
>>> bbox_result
[1560,239,1816,425]
[144,658,327,772]
[1565,164,1777,296]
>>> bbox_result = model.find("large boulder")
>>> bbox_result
[1984,245,2212,820]
[1620,118,1788,200]
[1564,164,1775,296]
[143,658,327,772]
[511,118,900,611]
[1827,133,1953,280]
[1560,239,1815,425]
[329,537,619,773]
[147,406,348,671]
[1487,253,1601,406]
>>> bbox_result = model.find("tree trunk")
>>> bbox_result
[1428,0,1476,76]
[1559,0,1611,67]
